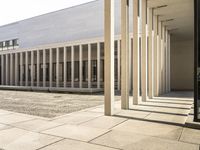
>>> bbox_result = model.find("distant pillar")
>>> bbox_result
[49,49,53,88]
[37,50,40,87]
[71,46,74,88]
[117,40,121,91]
[97,42,101,89]
[79,45,83,88]
[15,53,18,86]
[158,21,162,95]
[6,54,9,85]
[25,51,28,86]
[56,48,59,88]
[104,0,114,116]
[10,53,13,85]
[64,47,67,88]
[1,55,4,85]
[43,49,46,87]
[121,0,129,109]
[20,52,23,86]
[88,44,91,88]
[31,51,34,87]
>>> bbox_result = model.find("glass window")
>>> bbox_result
[13,39,18,46]
[5,41,10,47]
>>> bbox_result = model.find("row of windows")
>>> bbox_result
[0,39,19,51]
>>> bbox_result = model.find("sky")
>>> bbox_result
[0,0,94,26]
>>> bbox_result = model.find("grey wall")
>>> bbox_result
[171,38,194,91]
[0,0,134,49]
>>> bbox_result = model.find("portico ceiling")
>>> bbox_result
[147,0,194,41]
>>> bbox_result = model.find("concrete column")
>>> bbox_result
[20,52,23,86]
[117,40,121,90]
[133,0,140,104]
[162,25,165,94]
[43,49,46,87]
[25,51,28,86]
[104,0,114,116]
[79,45,83,88]
[6,54,9,85]
[56,48,59,88]
[1,55,4,85]
[88,44,91,88]
[121,0,129,109]
[97,42,101,89]
[168,33,171,92]
[49,49,53,88]
[141,0,147,101]
[158,21,162,95]
[165,30,168,93]
[64,47,67,88]
[10,53,13,85]
[31,51,34,87]
[71,46,74,88]
[148,8,153,99]
[37,50,40,87]
[153,14,159,96]
[15,53,18,86]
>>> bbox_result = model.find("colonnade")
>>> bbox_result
[104,0,171,115]
[0,40,122,91]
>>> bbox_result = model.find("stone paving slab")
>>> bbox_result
[0,114,34,124]
[52,111,103,125]
[80,116,127,129]
[115,109,150,119]
[0,124,12,131]
[180,128,200,145]
[145,113,187,125]
[112,119,183,141]
[0,127,61,150]
[91,130,199,150]
[11,119,63,132]
[40,139,118,150]
[42,124,109,142]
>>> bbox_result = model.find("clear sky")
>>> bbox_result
[0,0,95,26]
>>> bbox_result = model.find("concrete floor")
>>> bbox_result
[0,91,199,150]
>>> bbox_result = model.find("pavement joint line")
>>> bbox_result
[143,111,152,119]
[129,108,190,116]
[178,127,184,142]
[88,130,113,143]
[36,138,65,150]
[89,139,122,150]
[138,104,191,110]
[108,118,129,129]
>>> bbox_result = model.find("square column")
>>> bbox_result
[133,0,140,104]
[141,0,148,101]
[31,51,34,87]
[167,33,171,92]
[15,53,18,86]
[79,45,83,88]
[117,40,121,91]
[56,48,59,88]
[43,49,46,87]
[49,49,53,88]
[158,21,162,95]
[161,25,165,94]
[64,47,67,88]
[10,53,13,85]
[121,0,129,109]
[104,0,114,116]
[1,55,5,85]
[153,15,159,97]
[148,8,154,99]
[88,44,91,89]
[20,52,23,86]
[25,51,28,86]
[97,42,101,89]
[37,50,40,87]
[6,54,9,85]
[71,46,74,88]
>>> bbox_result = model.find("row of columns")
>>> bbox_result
[1,42,123,89]
[104,0,171,115]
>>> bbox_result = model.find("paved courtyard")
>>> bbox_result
[0,90,120,118]
[0,91,199,150]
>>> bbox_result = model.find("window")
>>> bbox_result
[0,39,19,51]
[13,39,18,46]
[5,41,10,47]
[0,42,3,50]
